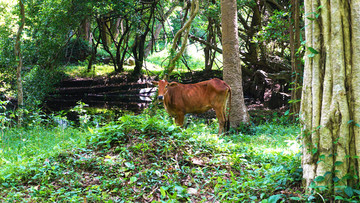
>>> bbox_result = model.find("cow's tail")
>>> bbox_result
[225,85,231,132]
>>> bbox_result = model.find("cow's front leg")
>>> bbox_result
[174,113,185,127]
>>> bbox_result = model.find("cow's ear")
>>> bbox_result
[168,82,178,87]
[152,81,158,86]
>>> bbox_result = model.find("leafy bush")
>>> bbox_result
[22,66,64,108]
[62,38,92,63]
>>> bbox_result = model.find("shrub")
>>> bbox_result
[22,66,64,108]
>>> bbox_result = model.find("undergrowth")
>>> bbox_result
[0,108,303,202]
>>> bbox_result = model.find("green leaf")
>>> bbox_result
[130,176,137,184]
[268,194,282,203]
[175,185,184,193]
[308,47,319,54]
[324,171,332,177]
[307,17,315,21]
[344,186,354,197]
[308,53,315,58]
[335,196,344,200]
[334,161,343,166]
[160,186,167,198]
[284,110,290,116]
[353,189,360,195]
[333,176,340,182]
[290,197,301,201]
[312,148,318,154]
[314,176,325,182]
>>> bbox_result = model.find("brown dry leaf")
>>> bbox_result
[191,157,204,166]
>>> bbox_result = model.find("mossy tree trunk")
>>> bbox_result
[301,0,360,196]
[220,0,250,126]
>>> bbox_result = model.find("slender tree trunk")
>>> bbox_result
[221,0,250,126]
[164,0,199,80]
[301,0,360,197]
[289,0,302,115]
[14,0,25,125]
[204,17,215,72]
[247,1,262,62]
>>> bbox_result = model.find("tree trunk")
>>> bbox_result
[221,0,250,126]
[301,0,360,197]
[289,0,302,115]
[14,0,25,125]
[164,0,199,80]
[204,17,216,72]
[79,17,91,43]
[100,15,112,48]
[132,1,157,77]
[111,17,122,41]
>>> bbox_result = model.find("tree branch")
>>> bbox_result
[164,0,199,79]
[188,34,222,53]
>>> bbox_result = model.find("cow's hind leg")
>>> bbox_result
[214,107,226,134]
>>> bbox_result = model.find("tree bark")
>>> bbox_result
[204,17,216,72]
[79,17,91,43]
[221,0,250,126]
[301,0,360,197]
[14,0,25,125]
[289,0,302,115]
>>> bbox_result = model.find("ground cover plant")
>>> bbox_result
[0,107,303,202]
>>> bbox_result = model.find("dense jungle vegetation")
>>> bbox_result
[1,0,359,202]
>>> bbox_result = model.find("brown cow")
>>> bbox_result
[152,78,231,134]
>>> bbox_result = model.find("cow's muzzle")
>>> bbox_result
[157,95,164,101]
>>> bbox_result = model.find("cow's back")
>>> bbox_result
[164,78,229,114]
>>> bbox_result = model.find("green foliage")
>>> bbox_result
[255,10,290,44]
[22,66,63,108]
[0,1,16,85]
[0,108,304,201]
[62,38,92,63]
[0,126,87,182]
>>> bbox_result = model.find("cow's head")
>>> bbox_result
[152,80,168,101]
[152,80,178,101]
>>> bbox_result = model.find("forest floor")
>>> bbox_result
[0,109,303,202]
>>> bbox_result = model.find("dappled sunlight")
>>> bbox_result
[250,134,300,155]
